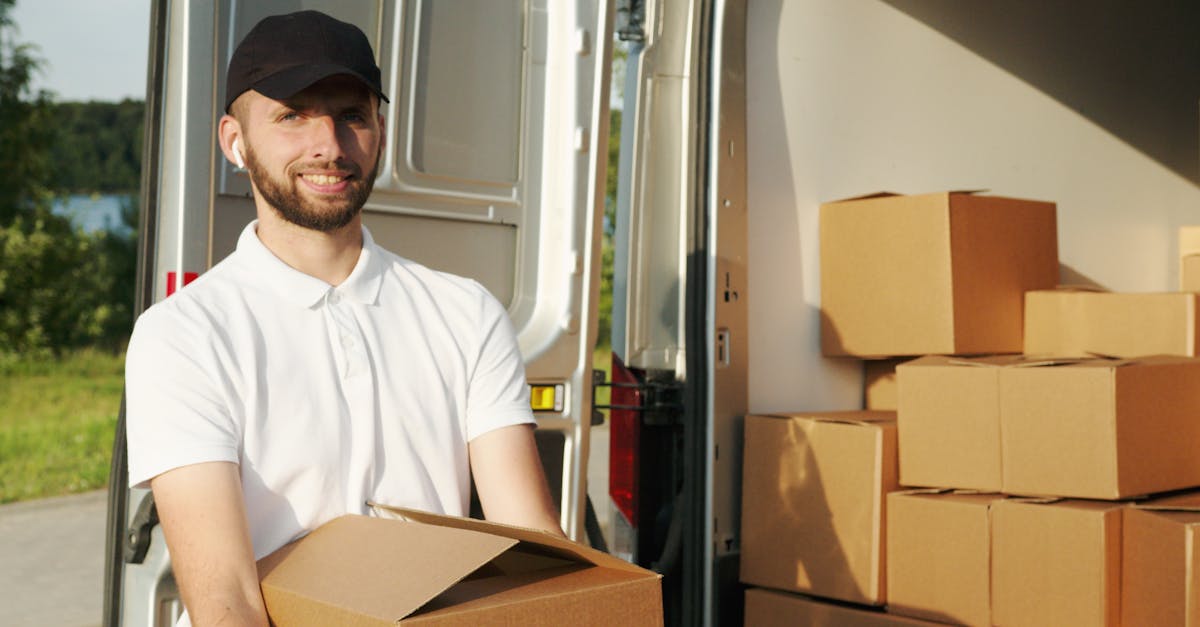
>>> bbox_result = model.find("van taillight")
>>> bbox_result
[608,352,642,527]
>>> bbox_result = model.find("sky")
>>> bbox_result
[11,0,150,102]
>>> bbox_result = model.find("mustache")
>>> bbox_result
[286,159,364,179]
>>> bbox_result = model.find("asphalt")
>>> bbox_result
[0,489,106,627]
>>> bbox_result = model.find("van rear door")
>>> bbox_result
[104,1,613,625]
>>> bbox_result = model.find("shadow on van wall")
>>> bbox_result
[882,0,1200,187]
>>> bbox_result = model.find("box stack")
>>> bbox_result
[1180,225,1200,291]
[742,191,1200,626]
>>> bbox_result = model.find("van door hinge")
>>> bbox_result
[123,496,158,564]
[616,0,645,42]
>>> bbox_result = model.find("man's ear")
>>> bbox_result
[217,115,245,170]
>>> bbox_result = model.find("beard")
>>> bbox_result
[243,143,380,233]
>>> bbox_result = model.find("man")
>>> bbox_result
[124,11,563,627]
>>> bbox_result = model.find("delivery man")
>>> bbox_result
[124,10,564,626]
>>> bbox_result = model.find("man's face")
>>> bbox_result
[235,75,384,232]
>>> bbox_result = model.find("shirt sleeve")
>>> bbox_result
[464,286,536,442]
[124,302,241,489]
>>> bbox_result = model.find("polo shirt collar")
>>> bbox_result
[235,221,385,309]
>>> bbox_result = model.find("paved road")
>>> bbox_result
[0,490,106,627]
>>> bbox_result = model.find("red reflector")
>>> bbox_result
[609,352,642,527]
[166,271,199,296]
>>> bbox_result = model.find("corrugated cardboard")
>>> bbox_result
[1122,490,1200,627]
[1000,355,1200,499]
[740,411,898,605]
[744,588,945,627]
[1024,289,1200,357]
[863,358,908,410]
[1183,255,1200,292]
[991,498,1122,627]
[820,191,1058,357]
[256,509,663,626]
[895,355,1024,491]
[1180,226,1200,291]
[886,490,1002,627]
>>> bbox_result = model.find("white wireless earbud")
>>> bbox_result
[232,138,246,169]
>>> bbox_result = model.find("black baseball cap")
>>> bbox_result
[224,10,389,113]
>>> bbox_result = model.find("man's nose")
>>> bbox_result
[308,115,344,160]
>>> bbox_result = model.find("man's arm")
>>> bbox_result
[150,461,269,627]
[469,424,567,537]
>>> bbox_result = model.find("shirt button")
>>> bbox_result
[340,335,354,348]
[328,292,341,305]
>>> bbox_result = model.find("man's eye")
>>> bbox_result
[341,112,366,123]
[278,112,299,121]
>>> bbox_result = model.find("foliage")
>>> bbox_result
[597,108,621,348]
[0,0,55,224]
[51,99,144,194]
[0,1,139,358]
[0,201,137,356]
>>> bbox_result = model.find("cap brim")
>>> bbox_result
[235,63,389,110]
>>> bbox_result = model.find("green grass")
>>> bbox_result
[0,348,124,504]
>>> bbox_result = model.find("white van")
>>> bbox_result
[104,1,1200,626]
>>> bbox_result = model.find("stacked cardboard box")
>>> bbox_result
[1122,490,1200,626]
[819,191,1058,358]
[757,192,1200,626]
[745,588,946,627]
[1180,225,1200,291]
[1024,288,1200,357]
[896,354,1200,498]
[740,412,897,606]
[863,358,907,411]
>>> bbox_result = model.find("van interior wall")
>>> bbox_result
[744,0,1200,413]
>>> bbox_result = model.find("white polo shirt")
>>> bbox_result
[125,222,535,560]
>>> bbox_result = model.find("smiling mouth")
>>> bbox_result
[300,173,351,186]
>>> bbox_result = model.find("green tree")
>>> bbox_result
[0,1,138,357]
[52,99,144,193]
[0,0,55,222]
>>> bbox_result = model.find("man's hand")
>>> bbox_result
[150,462,269,627]
[469,424,567,538]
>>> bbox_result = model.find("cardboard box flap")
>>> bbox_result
[764,409,895,426]
[1133,490,1200,512]
[369,503,654,576]
[945,355,1084,369]
[823,189,988,205]
[1038,285,1108,293]
[257,514,517,622]
[1055,354,1192,369]
[823,191,900,203]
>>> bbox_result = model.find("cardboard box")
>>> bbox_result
[1122,490,1200,627]
[863,358,908,410]
[256,508,663,626]
[886,490,1003,627]
[740,411,898,605]
[901,354,1200,498]
[1024,288,1200,357]
[991,498,1122,627]
[744,588,945,627]
[895,355,1022,491]
[1183,255,1200,292]
[1180,226,1200,291]
[1000,355,1200,499]
[820,191,1058,357]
